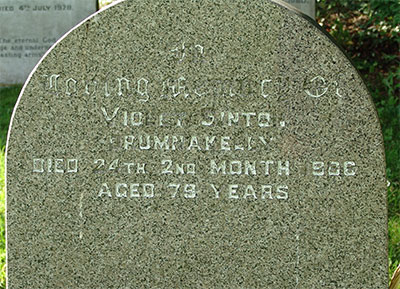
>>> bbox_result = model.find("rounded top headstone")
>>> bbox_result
[6,0,387,288]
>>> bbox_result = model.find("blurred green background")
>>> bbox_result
[0,0,399,287]
[317,0,400,281]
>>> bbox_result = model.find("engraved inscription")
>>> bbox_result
[32,73,355,202]
[98,183,155,198]
[0,3,76,61]
[42,74,345,101]
[170,42,204,63]
[33,158,78,173]
[161,160,196,175]
[312,161,356,176]
[304,75,344,98]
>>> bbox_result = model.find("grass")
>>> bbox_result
[0,86,20,289]
[0,86,21,149]
[389,215,400,276]
[98,0,116,9]
[0,148,5,289]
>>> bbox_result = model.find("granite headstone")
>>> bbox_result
[6,0,387,288]
[0,0,96,85]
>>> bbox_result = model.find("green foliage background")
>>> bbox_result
[0,0,398,287]
[317,0,400,278]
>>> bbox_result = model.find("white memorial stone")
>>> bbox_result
[0,0,96,84]
[283,0,315,19]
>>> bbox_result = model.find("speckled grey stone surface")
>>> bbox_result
[6,0,387,288]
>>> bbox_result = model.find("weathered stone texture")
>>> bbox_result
[6,1,387,288]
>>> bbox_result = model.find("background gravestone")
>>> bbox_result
[0,0,96,85]
[6,0,387,288]
[282,0,315,18]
